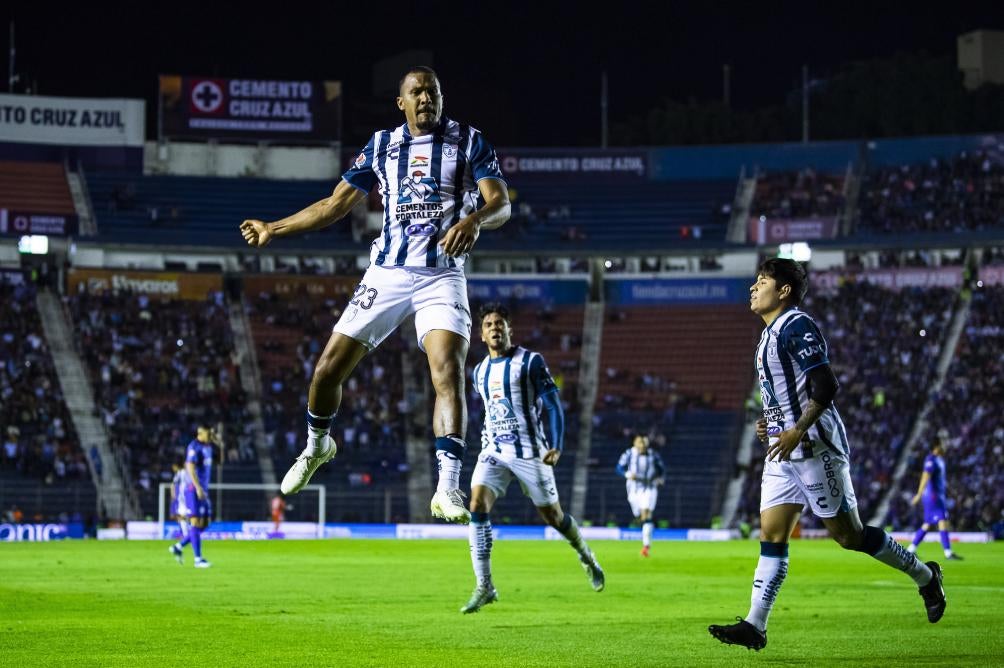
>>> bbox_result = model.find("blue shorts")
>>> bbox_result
[923,496,947,524]
[179,486,212,520]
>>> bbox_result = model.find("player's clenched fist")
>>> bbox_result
[240,219,273,247]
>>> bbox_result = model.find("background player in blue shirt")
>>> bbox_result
[174,425,216,568]
[908,432,963,560]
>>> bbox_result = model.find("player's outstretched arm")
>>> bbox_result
[240,180,366,248]
[439,178,510,256]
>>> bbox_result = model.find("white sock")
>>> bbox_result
[745,542,789,632]
[642,521,653,548]
[871,532,932,586]
[305,410,334,456]
[468,517,493,587]
[906,543,917,554]
[435,450,462,493]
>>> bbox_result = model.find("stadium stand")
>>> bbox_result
[66,288,254,518]
[750,168,846,220]
[86,171,353,248]
[888,284,1004,533]
[0,278,95,522]
[0,161,76,216]
[857,150,1004,234]
[245,281,411,523]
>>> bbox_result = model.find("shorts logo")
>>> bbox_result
[345,306,359,322]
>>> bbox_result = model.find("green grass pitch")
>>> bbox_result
[2,539,1001,667]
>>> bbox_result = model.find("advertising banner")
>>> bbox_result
[0,93,145,147]
[160,76,342,142]
[498,149,647,182]
[605,277,751,305]
[811,267,964,293]
[67,268,222,300]
[748,216,840,244]
[467,277,588,306]
[242,273,359,300]
[0,522,84,541]
[0,208,78,236]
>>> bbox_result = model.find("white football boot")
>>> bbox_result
[430,488,471,524]
[281,435,337,495]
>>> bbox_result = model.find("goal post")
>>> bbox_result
[158,483,326,538]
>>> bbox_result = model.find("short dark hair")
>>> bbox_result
[476,302,510,326]
[757,258,808,305]
[399,66,439,92]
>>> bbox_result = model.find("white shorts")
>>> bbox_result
[760,448,858,519]
[627,483,658,517]
[471,450,560,508]
[333,265,471,352]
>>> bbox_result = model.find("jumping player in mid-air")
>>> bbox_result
[709,258,946,652]
[240,67,510,525]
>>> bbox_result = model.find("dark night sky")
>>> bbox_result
[2,2,1002,147]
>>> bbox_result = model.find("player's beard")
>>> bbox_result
[414,110,440,133]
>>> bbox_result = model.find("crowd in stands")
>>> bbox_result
[246,287,411,491]
[887,284,1004,535]
[735,281,957,529]
[858,150,1004,234]
[0,280,86,485]
[752,168,846,220]
[67,289,252,509]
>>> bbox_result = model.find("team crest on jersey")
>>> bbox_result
[443,143,457,158]
[768,344,777,358]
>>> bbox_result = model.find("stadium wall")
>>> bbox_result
[144,141,341,180]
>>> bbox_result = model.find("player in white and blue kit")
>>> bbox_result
[617,434,665,556]
[460,303,604,614]
[710,259,946,651]
[241,67,510,525]
[173,425,215,568]
[908,433,963,560]
[168,462,191,565]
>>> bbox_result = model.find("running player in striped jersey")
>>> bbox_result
[907,433,963,560]
[709,258,946,652]
[617,434,665,556]
[168,462,191,565]
[240,67,510,524]
[461,303,604,614]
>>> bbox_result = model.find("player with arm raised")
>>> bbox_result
[616,434,665,557]
[907,432,963,560]
[709,258,946,652]
[460,303,604,614]
[240,67,510,524]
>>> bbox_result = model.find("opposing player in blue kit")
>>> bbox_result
[908,433,963,560]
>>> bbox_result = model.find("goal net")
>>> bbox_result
[157,483,326,539]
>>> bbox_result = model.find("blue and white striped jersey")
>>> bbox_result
[172,468,189,497]
[755,307,849,458]
[342,116,505,269]
[472,346,558,460]
[617,448,666,487]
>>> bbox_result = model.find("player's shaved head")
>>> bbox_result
[398,65,439,94]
